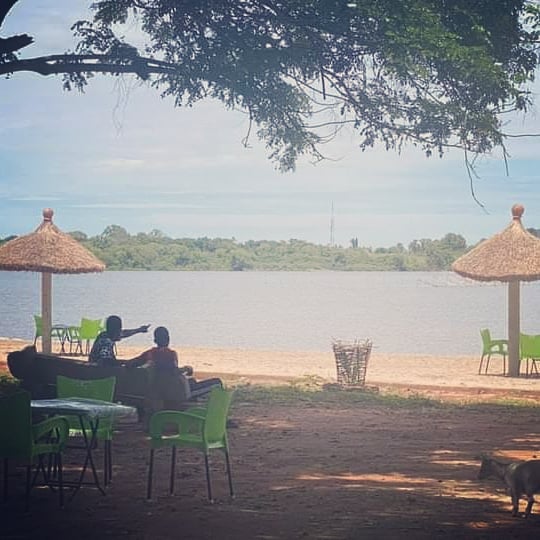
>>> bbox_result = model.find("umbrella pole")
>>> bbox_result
[507,280,520,377]
[42,272,52,354]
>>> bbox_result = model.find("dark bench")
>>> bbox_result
[7,346,212,419]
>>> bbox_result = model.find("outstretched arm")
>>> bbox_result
[120,324,150,339]
[125,349,151,368]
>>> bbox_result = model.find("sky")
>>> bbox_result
[2,1,540,248]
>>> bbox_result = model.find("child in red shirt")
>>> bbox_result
[134,326,178,370]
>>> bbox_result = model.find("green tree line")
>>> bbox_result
[5,225,539,272]
[4,225,478,271]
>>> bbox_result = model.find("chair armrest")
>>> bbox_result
[149,410,205,438]
[489,339,508,353]
[184,406,206,418]
[33,415,69,443]
[173,411,206,420]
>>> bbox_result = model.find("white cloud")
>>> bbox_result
[92,158,146,171]
[70,202,212,210]
[9,196,65,202]
[2,1,540,244]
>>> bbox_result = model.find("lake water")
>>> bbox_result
[1,271,539,355]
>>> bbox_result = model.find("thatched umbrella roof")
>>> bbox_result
[452,204,540,282]
[0,208,105,273]
[452,204,540,377]
[0,208,105,353]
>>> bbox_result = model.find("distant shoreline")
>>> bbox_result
[1,230,471,272]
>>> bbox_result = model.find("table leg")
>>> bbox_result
[59,328,68,354]
[67,326,82,355]
[70,415,105,499]
[50,326,69,354]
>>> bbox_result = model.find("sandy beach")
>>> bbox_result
[2,337,539,401]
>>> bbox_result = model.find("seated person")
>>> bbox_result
[129,326,185,371]
[128,326,222,393]
[89,315,150,367]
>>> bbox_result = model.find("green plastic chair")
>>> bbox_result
[69,318,103,355]
[147,387,234,502]
[33,314,42,346]
[479,329,508,375]
[56,375,116,486]
[33,314,69,353]
[0,390,69,509]
[519,333,540,377]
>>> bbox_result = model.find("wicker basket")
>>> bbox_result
[332,339,372,387]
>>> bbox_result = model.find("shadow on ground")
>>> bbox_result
[2,387,540,539]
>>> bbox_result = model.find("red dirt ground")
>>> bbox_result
[1,341,540,539]
[2,384,540,540]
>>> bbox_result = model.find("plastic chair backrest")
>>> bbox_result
[204,388,233,444]
[0,390,33,460]
[78,318,103,341]
[56,375,116,402]
[480,328,491,353]
[56,375,116,434]
[519,333,540,359]
[34,314,43,339]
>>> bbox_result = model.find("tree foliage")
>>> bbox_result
[9,226,474,271]
[2,1,540,170]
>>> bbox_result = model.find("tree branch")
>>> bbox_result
[0,34,33,55]
[0,0,19,29]
[0,0,32,55]
[0,53,180,77]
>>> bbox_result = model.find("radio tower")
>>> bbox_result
[329,201,335,246]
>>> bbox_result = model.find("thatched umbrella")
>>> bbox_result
[452,204,540,377]
[0,208,105,353]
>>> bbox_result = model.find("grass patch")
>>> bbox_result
[231,381,444,410]
[459,398,540,413]
[231,378,540,415]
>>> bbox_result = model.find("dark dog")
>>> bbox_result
[478,455,540,517]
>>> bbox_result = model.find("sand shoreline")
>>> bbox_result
[2,337,539,398]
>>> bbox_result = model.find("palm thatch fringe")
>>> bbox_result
[0,209,104,274]
[452,204,540,282]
